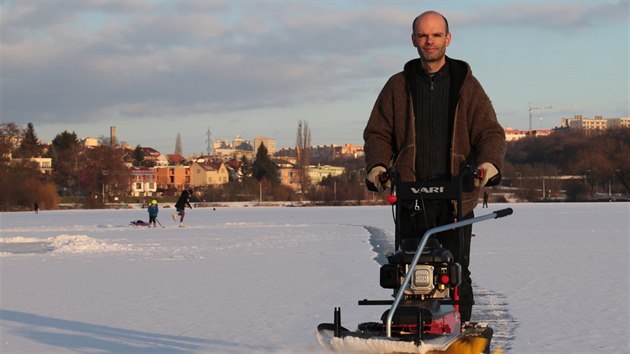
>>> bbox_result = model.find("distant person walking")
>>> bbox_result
[34,202,39,214]
[173,190,193,228]
[148,200,159,227]
[483,191,489,208]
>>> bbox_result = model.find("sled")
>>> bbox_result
[130,220,151,227]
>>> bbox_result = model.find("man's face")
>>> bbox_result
[412,13,451,63]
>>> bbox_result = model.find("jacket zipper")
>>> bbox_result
[429,76,434,179]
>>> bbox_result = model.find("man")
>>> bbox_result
[363,11,506,322]
[173,190,193,228]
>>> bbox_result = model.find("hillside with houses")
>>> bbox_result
[1,115,629,211]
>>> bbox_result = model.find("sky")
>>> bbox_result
[1,0,628,155]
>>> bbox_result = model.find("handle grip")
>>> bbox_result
[494,208,513,218]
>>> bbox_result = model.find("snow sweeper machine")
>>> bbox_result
[317,166,512,354]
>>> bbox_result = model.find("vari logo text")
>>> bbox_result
[411,187,445,194]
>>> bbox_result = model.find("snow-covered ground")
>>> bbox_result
[1,203,628,353]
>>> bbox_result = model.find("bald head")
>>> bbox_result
[411,11,451,73]
[412,11,449,35]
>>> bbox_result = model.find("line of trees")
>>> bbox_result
[2,120,629,211]
[1,123,134,210]
[1,121,312,210]
[1,122,57,210]
[502,128,630,201]
[285,128,630,203]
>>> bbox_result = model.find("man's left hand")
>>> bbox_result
[475,162,498,188]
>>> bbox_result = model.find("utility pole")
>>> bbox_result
[528,103,552,136]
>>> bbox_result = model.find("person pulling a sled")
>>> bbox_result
[148,199,159,228]
[363,10,506,322]
[173,190,192,227]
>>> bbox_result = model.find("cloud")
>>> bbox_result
[452,1,627,33]
[1,2,409,126]
[1,0,627,134]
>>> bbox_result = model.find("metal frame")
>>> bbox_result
[385,208,512,337]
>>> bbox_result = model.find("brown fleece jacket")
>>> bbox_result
[363,57,506,216]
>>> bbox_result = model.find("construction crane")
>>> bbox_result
[528,103,552,136]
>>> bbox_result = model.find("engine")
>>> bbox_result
[379,237,461,300]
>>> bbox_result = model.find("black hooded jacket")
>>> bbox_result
[404,58,467,181]
[175,191,192,210]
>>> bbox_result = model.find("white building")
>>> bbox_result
[306,165,345,185]
[129,167,157,197]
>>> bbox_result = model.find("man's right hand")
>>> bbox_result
[365,166,389,191]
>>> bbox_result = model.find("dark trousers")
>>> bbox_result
[397,200,474,322]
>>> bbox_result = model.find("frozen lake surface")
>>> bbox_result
[1,203,628,353]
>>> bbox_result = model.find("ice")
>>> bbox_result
[0,203,628,353]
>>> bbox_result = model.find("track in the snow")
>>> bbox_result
[364,225,519,353]
[471,287,518,353]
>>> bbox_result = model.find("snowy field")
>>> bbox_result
[1,203,628,354]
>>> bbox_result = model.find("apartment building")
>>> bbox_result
[561,115,630,133]
[154,165,191,192]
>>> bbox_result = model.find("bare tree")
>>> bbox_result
[0,122,22,161]
[80,145,129,207]
[296,120,311,196]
